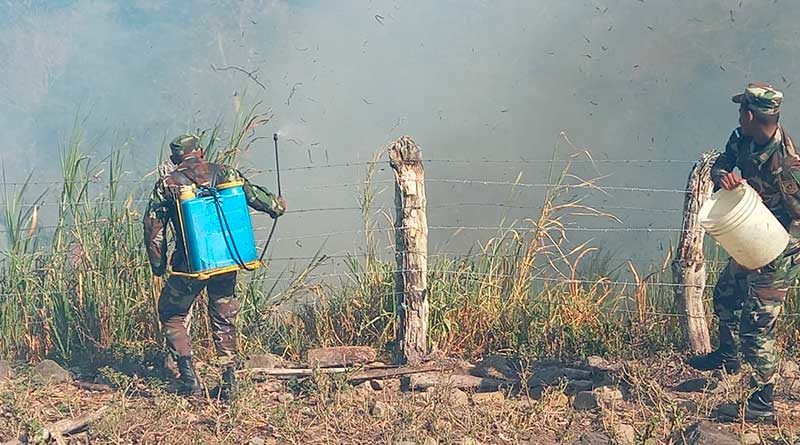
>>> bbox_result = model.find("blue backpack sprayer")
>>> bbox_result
[170,133,282,280]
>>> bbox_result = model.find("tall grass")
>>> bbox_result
[0,114,789,366]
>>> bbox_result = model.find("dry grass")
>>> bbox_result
[3,353,800,444]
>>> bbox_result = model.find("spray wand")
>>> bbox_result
[257,133,282,264]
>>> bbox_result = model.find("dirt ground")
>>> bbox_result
[2,353,800,444]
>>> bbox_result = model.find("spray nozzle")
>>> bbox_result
[273,132,278,142]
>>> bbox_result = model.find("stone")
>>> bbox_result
[0,360,14,380]
[33,360,71,383]
[421,437,438,445]
[674,377,718,393]
[616,424,635,445]
[564,380,594,395]
[448,388,470,407]
[781,360,800,379]
[369,400,393,418]
[573,391,599,411]
[244,353,289,369]
[460,438,480,445]
[593,386,623,406]
[393,441,416,445]
[587,355,621,372]
[248,438,266,445]
[370,379,385,390]
[573,431,612,444]
[471,391,505,405]
[676,421,738,445]
[678,400,699,413]
[307,346,377,368]
[470,355,518,380]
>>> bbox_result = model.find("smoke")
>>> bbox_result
[1,0,799,266]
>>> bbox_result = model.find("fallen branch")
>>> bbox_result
[3,405,110,445]
[73,381,114,392]
[238,363,449,381]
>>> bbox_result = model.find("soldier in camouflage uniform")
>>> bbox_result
[143,134,286,398]
[687,82,800,423]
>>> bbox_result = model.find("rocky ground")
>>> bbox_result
[2,351,800,444]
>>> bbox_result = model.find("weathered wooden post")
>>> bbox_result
[388,136,429,366]
[672,150,719,354]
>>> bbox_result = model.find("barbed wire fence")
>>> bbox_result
[2,143,798,340]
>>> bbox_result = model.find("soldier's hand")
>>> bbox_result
[277,196,287,213]
[720,172,743,190]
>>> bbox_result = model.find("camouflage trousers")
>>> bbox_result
[158,272,239,365]
[713,241,800,389]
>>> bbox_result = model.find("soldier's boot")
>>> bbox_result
[687,346,740,374]
[210,365,237,402]
[176,356,203,397]
[717,384,776,424]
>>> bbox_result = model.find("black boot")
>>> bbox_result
[687,348,740,374]
[717,384,776,424]
[210,365,237,401]
[176,356,203,397]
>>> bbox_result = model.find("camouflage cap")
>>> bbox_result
[732,82,783,116]
[169,134,202,157]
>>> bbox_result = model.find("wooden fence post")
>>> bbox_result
[672,150,719,354]
[388,136,429,366]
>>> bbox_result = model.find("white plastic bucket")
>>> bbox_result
[698,183,789,270]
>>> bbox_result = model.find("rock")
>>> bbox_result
[573,387,622,411]
[674,377,718,393]
[471,391,505,405]
[470,355,518,380]
[448,388,470,407]
[460,438,480,445]
[33,360,71,383]
[616,424,635,445]
[248,438,266,445]
[573,431,612,444]
[587,356,621,372]
[564,380,594,395]
[307,346,377,368]
[781,360,800,379]
[369,400,393,418]
[573,391,599,411]
[593,386,623,405]
[530,366,593,386]
[393,441,416,445]
[0,360,13,380]
[676,421,738,445]
[244,353,289,369]
[742,432,760,445]
[678,400,699,413]
[421,437,438,445]
[370,379,385,390]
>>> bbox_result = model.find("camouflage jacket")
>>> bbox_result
[143,155,284,275]
[711,125,800,234]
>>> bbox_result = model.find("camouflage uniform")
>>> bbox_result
[708,83,800,402]
[143,134,284,365]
